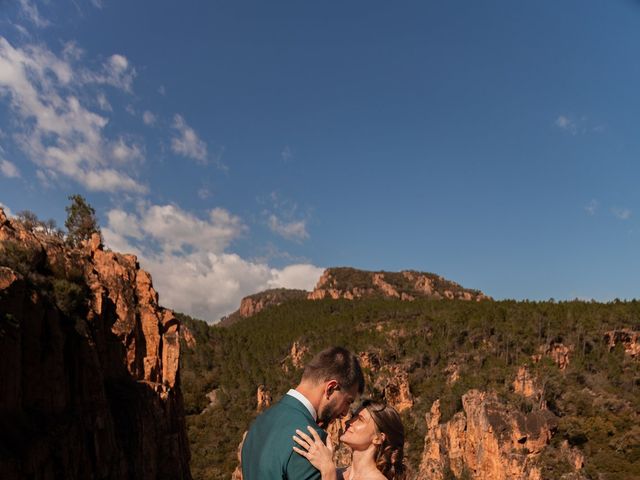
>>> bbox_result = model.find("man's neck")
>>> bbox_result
[294,382,322,414]
[287,387,318,421]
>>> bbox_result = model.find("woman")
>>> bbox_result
[293,400,406,480]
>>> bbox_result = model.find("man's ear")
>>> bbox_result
[325,379,339,398]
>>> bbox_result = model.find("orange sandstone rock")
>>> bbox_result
[417,390,563,480]
[605,329,640,358]
[0,208,191,480]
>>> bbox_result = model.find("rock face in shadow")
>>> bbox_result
[0,208,191,480]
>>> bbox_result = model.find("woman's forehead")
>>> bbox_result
[354,407,372,422]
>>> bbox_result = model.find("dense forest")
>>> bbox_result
[179,297,640,479]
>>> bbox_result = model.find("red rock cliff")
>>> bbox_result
[0,208,191,480]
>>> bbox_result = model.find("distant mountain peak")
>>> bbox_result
[219,267,489,325]
[308,267,490,302]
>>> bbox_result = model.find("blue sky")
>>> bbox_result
[1,0,639,322]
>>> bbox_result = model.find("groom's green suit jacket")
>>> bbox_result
[241,394,326,480]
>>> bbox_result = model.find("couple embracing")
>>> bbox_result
[241,346,406,480]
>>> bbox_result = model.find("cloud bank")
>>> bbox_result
[0,36,145,193]
[103,203,323,322]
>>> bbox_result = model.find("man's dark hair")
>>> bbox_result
[302,346,364,394]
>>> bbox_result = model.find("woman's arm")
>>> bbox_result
[293,426,338,480]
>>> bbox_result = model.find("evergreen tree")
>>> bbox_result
[64,194,101,246]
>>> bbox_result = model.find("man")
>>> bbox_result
[241,346,364,480]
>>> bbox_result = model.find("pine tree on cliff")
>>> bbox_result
[65,194,101,247]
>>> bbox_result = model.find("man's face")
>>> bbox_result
[317,382,358,427]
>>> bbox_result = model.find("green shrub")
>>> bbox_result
[51,278,87,318]
[0,239,43,276]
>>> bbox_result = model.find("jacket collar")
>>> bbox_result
[280,393,317,424]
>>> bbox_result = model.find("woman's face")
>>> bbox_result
[339,407,380,451]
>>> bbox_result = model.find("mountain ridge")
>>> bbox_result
[219,266,490,326]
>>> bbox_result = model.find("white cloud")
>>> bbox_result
[13,24,30,38]
[35,168,54,187]
[103,203,323,322]
[267,264,324,290]
[106,209,144,240]
[0,160,20,178]
[62,41,83,61]
[96,92,112,111]
[111,137,144,164]
[555,115,578,135]
[612,207,632,220]
[268,214,309,242]
[0,36,146,193]
[554,114,604,136]
[158,85,166,95]
[142,110,156,125]
[18,0,50,28]
[197,187,211,199]
[90,0,104,9]
[263,191,310,242]
[171,114,208,163]
[585,199,598,216]
[140,204,245,254]
[281,145,293,162]
[80,53,136,92]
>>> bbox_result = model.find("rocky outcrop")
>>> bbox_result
[308,268,490,303]
[605,329,640,358]
[0,209,191,479]
[533,342,573,371]
[374,364,414,413]
[512,366,546,409]
[238,289,307,317]
[445,362,461,385]
[358,351,382,372]
[281,341,309,373]
[417,390,565,480]
[219,288,307,326]
[201,389,219,414]
[182,324,197,349]
[327,417,352,469]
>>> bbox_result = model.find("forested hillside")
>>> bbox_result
[179,297,640,480]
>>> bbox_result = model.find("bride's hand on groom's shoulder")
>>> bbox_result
[293,426,336,477]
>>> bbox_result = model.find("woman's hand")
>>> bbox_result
[293,426,336,479]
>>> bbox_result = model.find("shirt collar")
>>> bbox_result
[286,389,317,421]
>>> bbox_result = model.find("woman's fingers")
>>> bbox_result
[292,434,310,449]
[295,429,314,445]
[292,446,309,458]
[307,425,322,443]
